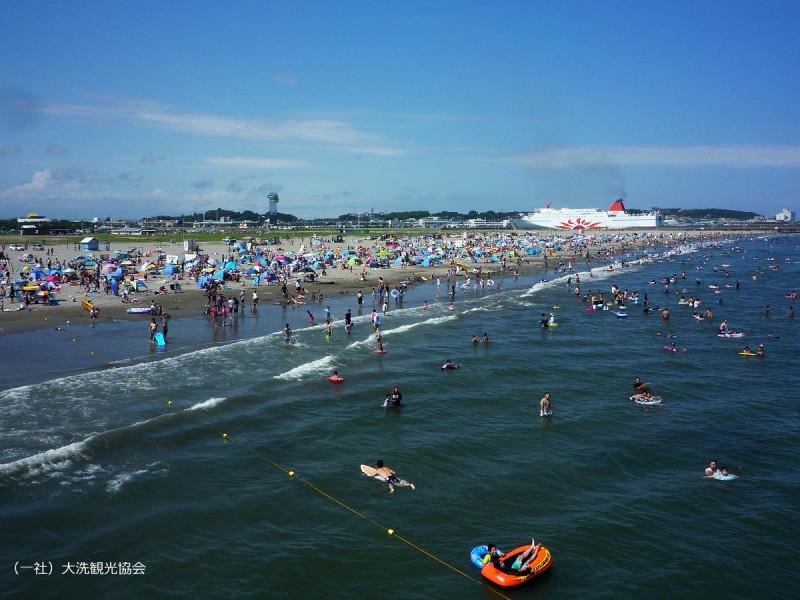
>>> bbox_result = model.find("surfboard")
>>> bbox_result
[81,300,98,313]
[739,352,758,356]
[361,464,384,479]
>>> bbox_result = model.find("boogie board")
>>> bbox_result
[630,396,662,406]
[127,307,152,314]
[738,352,758,356]
[154,332,166,346]
[81,300,97,312]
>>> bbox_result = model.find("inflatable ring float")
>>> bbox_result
[469,545,502,569]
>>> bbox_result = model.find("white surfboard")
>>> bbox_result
[360,464,385,480]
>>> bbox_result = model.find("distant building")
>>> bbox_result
[268,193,279,225]
[80,237,100,251]
[775,208,795,221]
[18,213,52,235]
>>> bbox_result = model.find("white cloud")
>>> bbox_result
[2,144,22,156]
[43,97,408,156]
[45,144,67,155]
[273,73,299,87]
[118,171,144,181]
[190,179,214,189]
[497,144,800,169]
[4,169,54,195]
[204,157,309,169]
[0,168,171,218]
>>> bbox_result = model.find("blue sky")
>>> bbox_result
[1,1,799,220]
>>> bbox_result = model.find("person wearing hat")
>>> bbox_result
[548,313,556,326]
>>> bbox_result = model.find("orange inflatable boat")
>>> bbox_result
[480,544,552,587]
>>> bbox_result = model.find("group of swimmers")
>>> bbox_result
[704,460,738,479]
[483,540,544,574]
[383,386,403,407]
[631,377,663,404]
[741,344,765,357]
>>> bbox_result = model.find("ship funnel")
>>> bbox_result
[609,199,626,212]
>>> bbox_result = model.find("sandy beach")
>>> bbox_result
[0,229,729,336]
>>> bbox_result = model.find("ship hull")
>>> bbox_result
[512,203,663,230]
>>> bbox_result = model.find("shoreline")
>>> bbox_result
[0,229,756,336]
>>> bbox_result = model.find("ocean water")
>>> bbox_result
[1,234,798,599]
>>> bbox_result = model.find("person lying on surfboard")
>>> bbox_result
[374,460,415,493]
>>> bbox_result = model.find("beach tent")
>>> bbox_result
[393,257,404,265]
[489,256,499,262]
[133,280,149,292]
[163,264,180,276]
[421,258,432,267]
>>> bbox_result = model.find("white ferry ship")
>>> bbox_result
[512,200,663,230]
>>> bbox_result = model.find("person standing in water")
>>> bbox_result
[540,392,552,416]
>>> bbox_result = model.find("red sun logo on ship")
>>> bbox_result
[555,218,605,230]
